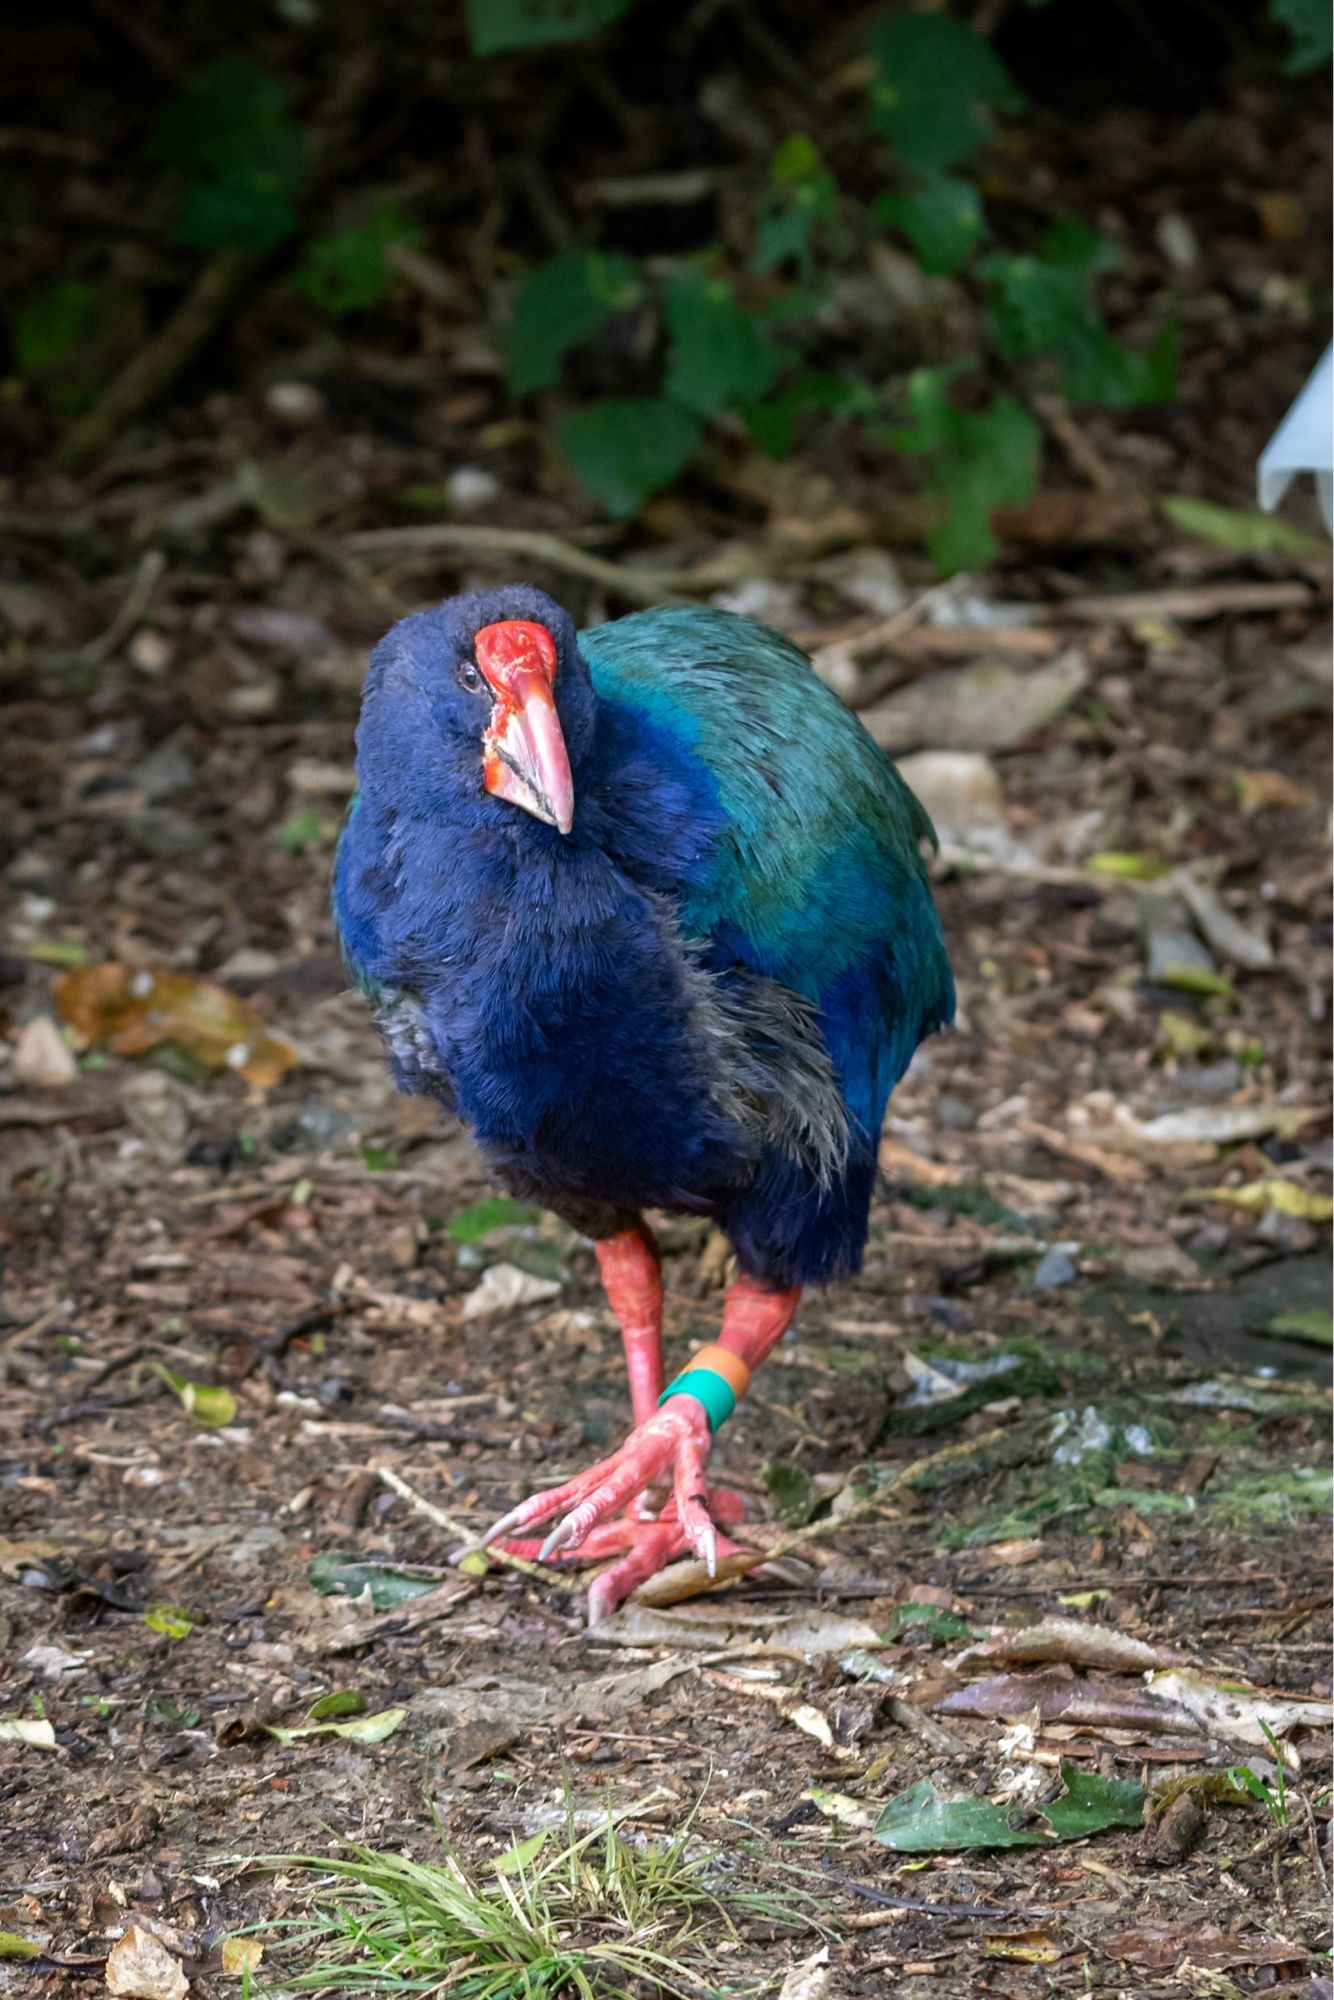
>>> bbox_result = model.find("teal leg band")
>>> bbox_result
[658,1367,736,1433]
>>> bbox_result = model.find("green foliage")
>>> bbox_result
[877,174,986,276]
[754,135,840,275]
[886,1601,973,1643]
[866,12,1023,173]
[664,276,793,416]
[292,208,422,315]
[150,58,306,252]
[504,248,642,395]
[446,1196,542,1242]
[12,280,94,374]
[893,366,1041,573]
[874,1761,1144,1852]
[466,0,639,57]
[982,219,1176,406]
[559,397,703,518]
[1227,1724,1292,1825]
[742,371,869,458]
[1268,0,1332,71]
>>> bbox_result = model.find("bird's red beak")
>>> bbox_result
[474,620,574,836]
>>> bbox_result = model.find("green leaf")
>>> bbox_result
[280,808,331,853]
[559,397,702,518]
[1040,1764,1146,1840]
[763,1460,817,1528]
[1269,1309,1334,1346]
[307,1689,369,1721]
[466,0,639,56]
[893,365,1040,573]
[1160,494,1327,557]
[1086,851,1170,880]
[12,281,95,374]
[494,1831,549,1874]
[742,371,869,459]
[292,208,422,316]
[360,1143,399,1172]
[1268,0,1332,71]
[150,59,307,253]
[446,1197,543,1243]
[664,277,792,417]
[0,1934,41,1961]
[875,1761,1143,1852]
[144,1602,200,1640]
[866,13,1023,173]
[505,249,642,395]
[266,1706,406,1746]
[754,137,839,276]
[876,176,986,278]
[886,1601,973,1643]
[307,1553,444,1611]
[150,1365,237,1428]
[875,1780,1038,1852]
[983,221,1175,407]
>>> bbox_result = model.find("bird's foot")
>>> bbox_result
[498,1487,748,1623]
[474,1401,743,1621]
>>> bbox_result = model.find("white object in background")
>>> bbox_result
[1257,342,1333,530]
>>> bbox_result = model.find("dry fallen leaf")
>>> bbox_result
[1199,1179,1333,1223]
[777,1945,831,2000]
[1144,1670,1332,1765]
[219,1937,263,1975]
[950,1616,1175,1675]
[11,1016,77,1088]
[0,1716,57,1749]
[104,1925,189,2000]
[461,1262,562,1319]
[53,963,296,1090]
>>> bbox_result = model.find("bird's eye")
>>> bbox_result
[456,659,483,694]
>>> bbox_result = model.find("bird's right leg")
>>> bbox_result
[594,1223,664,1427]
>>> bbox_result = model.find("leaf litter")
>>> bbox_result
[1,20,1330,1992]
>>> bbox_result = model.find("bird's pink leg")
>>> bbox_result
[594,1225,664,1426]
[477,1269,801,1618]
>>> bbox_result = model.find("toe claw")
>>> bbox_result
[539,1516,577,1561]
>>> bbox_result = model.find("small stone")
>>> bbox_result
[1033,1247,1077,1289]
[130,742,196,802]
[445,466,500,511]
[265,380,326,424]
[12,1016,77,1089]
[896,751,1005,845]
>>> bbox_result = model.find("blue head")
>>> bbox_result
[355,584,597,835]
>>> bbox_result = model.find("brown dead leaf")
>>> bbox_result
[104,1925,189,1999]
[951,1616,1176,1674]
[1103,1925,1308,1973]
[1236,768,1310,814]
[0,1535,62,1578]
[939,1672,1203,1735]
[53,964,296,1090]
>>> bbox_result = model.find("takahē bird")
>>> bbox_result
[333,585,954,1619]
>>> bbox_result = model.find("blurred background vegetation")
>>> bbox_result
[2,0,1329,585]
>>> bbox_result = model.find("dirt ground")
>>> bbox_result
[2,11,1333,1996]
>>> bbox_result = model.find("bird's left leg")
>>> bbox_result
[481,1272,799,1613]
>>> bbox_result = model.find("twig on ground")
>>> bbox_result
[344,522,779,605]
[1030,391,1118,492]
[1041,580,1325,622]
[375,1464,584,1596]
